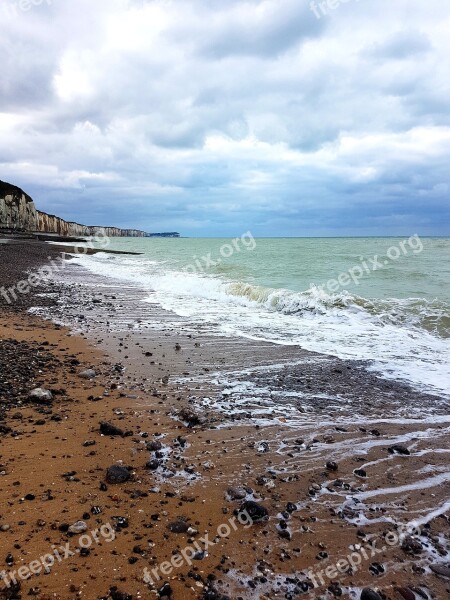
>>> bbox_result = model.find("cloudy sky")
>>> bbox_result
[1,0,449,236]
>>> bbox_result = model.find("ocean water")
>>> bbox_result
[64,236,450,397]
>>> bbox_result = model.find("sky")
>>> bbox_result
[0,0,449,236]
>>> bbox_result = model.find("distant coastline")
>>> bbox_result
[0,180,180,239]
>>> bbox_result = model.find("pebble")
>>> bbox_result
[106,465,131,484]
[68,521,88,534]
[388,444,411,455]
[236,500,268,523]
[28,387,53,403]
[430,564,450,578]
[79,368,96,379]
[226,486,247,501]
[168,519,189,533]
[360,589,382,600]
[100,421,125,436]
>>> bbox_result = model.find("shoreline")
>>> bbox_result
[1,240,449,600]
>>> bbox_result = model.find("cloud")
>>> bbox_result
[366,30,432,60]
[0,0,449,235]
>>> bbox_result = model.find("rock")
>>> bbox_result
[394,587,415,600]
[109,588,133,600]
[146,440,163,451]
[113,517,129,530]
[430,564,450,578]
[177,407,203,427]
[28,388,52,403]
[106,465,131,484]
[168,520,189,533]
[79,369,96,379]
[100,421,124,436]
[326,461,338,471]
[354,468,367,478]
[369,562,385,575]
[361,589,383,600]
[0,524,10,532]
[236,501,268,523]
[146,459,160,471]
[68,521,88,534]
[278,528,291,540]
[388,444,411,455]
[401,535,423,555]
[226,487,247,500]
[158,583,172,598]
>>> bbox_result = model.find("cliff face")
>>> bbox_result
[0,181,146,237]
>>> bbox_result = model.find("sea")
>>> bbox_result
[60,236,450,398]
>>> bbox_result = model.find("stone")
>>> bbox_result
[168,520,189,533]
[236,501,268,523]
[28,388,52,403]
[79,369,96,379]
[100,421,124,436]
[68,521,88,534]
[401,536,423,555]
[388,444,410,455]
[226,487,247,501]
[394,588,415,600]
[146,440,163,451]
[106,465,131,484]
[146,459,160,471]
[430,564,450,579]
[360,589,382,600]
[354,468,367,478]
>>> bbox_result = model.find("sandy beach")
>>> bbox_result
[1,239,449,600]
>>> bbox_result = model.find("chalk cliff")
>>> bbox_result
[0,180,146,237]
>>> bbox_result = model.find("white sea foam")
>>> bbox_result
[67,252,450,398]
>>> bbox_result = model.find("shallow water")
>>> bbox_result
[55,236,450,398]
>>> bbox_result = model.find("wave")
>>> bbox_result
[225,282,450,338]
[68,252,450,397]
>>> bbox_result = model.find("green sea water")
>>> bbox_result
[67,236,450,396]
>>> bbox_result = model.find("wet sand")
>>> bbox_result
[1,240,449,600]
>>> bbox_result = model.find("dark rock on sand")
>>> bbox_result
[168,519,189,533]
[430,564,450,579]
[177,407,204,427]
[236,500,268,523]
[106,465,131,484]
[100,421,125,436]
[226,487,247,501]
[146,459,160,471]
[326,460,338,471]
[354,468,367,478]
[361,589,382,600]
[158,583,173,598]
[146,440,163,451]
[394,587,416,600]
[109,587,132,600]
[401,536,423,555]
[388,444,411,455]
